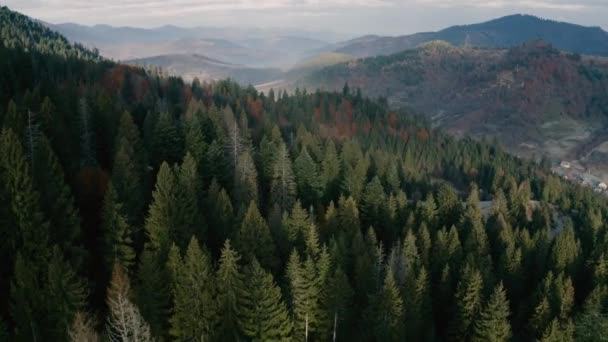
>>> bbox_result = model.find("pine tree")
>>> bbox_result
[449,265,484,341]
[151,111,183,166]
[78,97,96,167]
[184,115,207,180]
[174,153,203,248]
[326,266,353,342]
[321,140,340,200]
[216,240,244,341]
[294,147,323,207]
[238,260,293,341]
[462,184,489,258]
[144,162,177,253]
[44,247,88,340]
[101,184,136,272]
[287,251,321,341]
[206,180,235,253]
[472,282,511,342]
[361,176,387,239]
[33,135,83,267]
[136,249,169,339]
[270,143,297,212]
[112,138,144,225]
[283,200,311,251]
[540,318,574,342]
[236,201,277,271]
[370,270,404,340]
[106,263,152,342]
[167,238,216,341]
[234,150,259,208]
[0,128,50,264]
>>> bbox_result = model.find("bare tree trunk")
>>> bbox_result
[333,312,338,342]
[30,321,38,342]
[305,311,309,342]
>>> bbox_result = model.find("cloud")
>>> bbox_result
[413,0,588,11]
[3,0,607,34]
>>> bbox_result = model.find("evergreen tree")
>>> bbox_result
[216,240,244,341]
[112,139,144,225]
[175,153,203,248]
[238,260,293,341]
[326,266,353,342]
[287,251,322,341]
[136,249,169,339]
[101,184,136,272]
[321,140,340,200]
[167,238,216,341]
[294,147,323,207]
[206,180,235,254]
[472,282,511,342]
[449,265,484,341]
[33,135,83,267]
[370,270,404,341]
[236,201,277,270]
[270,143,297,212]
[151,111,183,166]
[234,150,259,208]
[144,162,177,253]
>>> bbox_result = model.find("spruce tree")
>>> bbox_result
[472,282,511,342]
[167,238,216,341]
[294,147,323,207]
[270,143,297,212]
[236,201,277,271]
[101,184,136,272]
[33,135,83,267]
[144,162,176,252]
[136,249,169,339]
[238,260,293,341]
[449,265,484,341]
[370,270,404,341]
[326,266,353,342]
[321,140,340,200]
[216,240,244,341]
[206,180,235,254]
[151,111,183,167]
[287,251,321,341]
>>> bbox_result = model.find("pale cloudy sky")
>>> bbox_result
[4,0,608,35]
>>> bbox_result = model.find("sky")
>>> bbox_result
[4,0,608,36]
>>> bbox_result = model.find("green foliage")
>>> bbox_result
[167,238,216,341]
[236,201,277,270]
[3,13,608,340]
[237,260,293,341]
[472,282,511,342]
[101,184,136,272]
[216,240,244,341]
[270,143,297,212]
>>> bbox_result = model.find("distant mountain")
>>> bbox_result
[127,54,283,85]
[336,14,608,57]
[303,40,608,170]
[47,22,348,67]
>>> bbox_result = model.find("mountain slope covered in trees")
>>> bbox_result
[3,6,608,342]
[303,40,608,172]
[334,14,608,58]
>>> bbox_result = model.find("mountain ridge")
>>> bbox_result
[335,14,608,58]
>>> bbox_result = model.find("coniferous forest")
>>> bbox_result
[2,6,608,342]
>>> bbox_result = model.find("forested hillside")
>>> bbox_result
[3,6,608,342]
[304,40,608,170]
